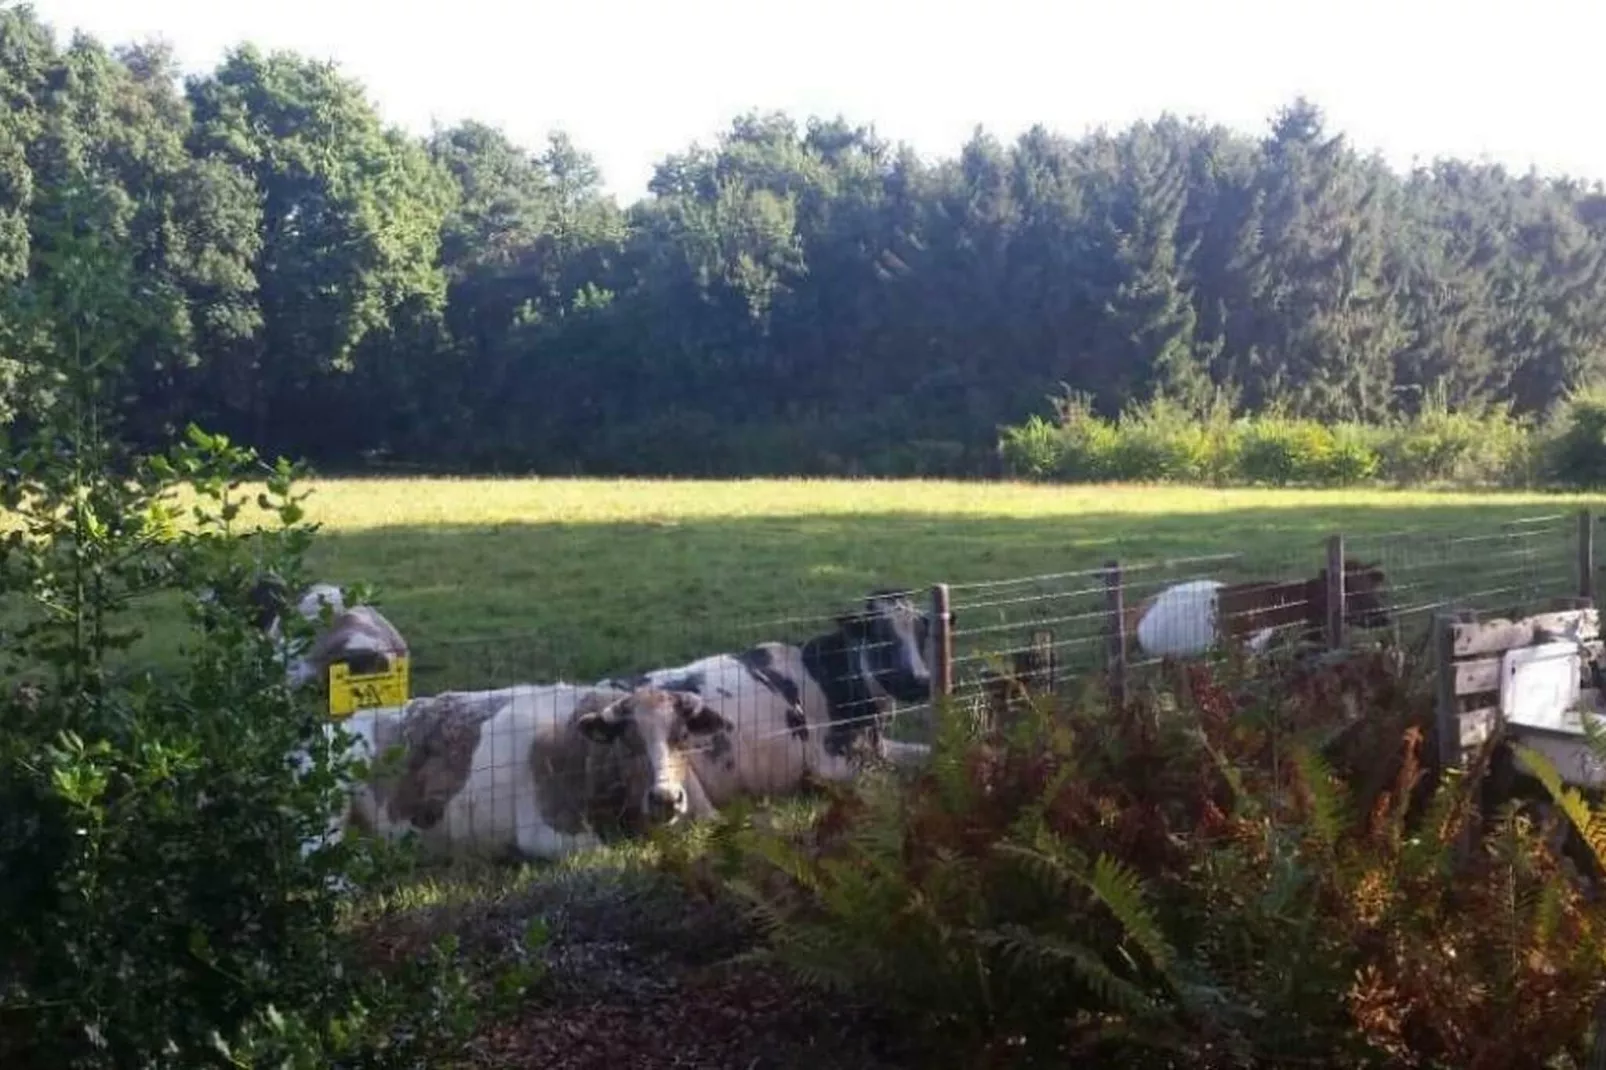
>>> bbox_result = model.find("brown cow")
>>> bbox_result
[330,682,730,862]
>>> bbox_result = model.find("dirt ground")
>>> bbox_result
[363,866,920,1070]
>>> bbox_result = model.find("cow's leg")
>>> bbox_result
[807,745,861,784]
[515,820,599,862]
[880,739,932,768]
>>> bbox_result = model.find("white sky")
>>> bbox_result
[24,0,1606,202]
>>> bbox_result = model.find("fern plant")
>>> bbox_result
[677,648,1606,1069]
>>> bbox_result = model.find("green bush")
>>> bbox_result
[1321,423,1384,484]
[1107,396,1218,482]
[675,651,1606,1069]
[1548,383,1606,488]
[1048,390,1121,481]
[995,391,1545,487]
[998,414,1065,480]
[1234,417,1341,484]
[0,181,498,1068]
[1372,389,1535,486]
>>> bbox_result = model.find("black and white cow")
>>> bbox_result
[604,589,946,774]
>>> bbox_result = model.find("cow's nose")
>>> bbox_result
[645,785,686,820]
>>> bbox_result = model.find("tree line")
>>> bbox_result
[6,4,1606,478]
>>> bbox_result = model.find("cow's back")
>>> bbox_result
[1135,580,1225,657]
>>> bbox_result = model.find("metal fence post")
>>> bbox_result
[1326,533,1347,649]
[1103,561,1127,708]
[929,583,953,705]
[1579,509,1596,602]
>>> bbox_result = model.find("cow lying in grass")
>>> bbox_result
[604,589,945,773]
[1123,559,1392,659]
[325,682,736,862]
[323,664,909,863]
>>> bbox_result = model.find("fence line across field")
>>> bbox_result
[326,508,1604,859]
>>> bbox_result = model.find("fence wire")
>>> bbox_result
[318,512,1594,868]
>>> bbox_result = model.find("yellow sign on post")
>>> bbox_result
[328,656,411,719]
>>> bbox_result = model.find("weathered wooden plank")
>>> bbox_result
[1453,657,1501,697]
[1434,614,1463,769]
[1452,609,1599,656]
[1459,706,1498,750]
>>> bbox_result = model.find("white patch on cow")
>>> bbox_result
[1134,579,1283,657]
[296,582,347,621]
[1134,579,1224,657]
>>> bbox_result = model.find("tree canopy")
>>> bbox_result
[5,5,1606,476]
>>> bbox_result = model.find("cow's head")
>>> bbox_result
[574,686,732,826]
[285,605,407,690]
[246,575,295,637]
[195,573,290,635]
[1340,559,1392,631]
[838,590,938,705]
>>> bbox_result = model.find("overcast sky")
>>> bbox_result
[26,0,1606,201]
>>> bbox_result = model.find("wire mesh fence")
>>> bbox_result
[314,510,1599,867]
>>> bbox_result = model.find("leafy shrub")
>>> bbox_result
[1374,389,1535,486]
[1048,389,1121,481]
[0,179,501,1068]
[1548,383,1606,489]
[998,414,1064,480]
[1235,417,1344,485]
[676,649,1606,1068]
[995,391,1544,487]
[1107,396,1218,482]
[1320,422,1384,484]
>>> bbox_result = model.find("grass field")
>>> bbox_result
[111,477,1606,696]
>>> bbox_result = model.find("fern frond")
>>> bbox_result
[971,923,1161,1019]
[1512,743,1606,873]
[994,842,1175,974]
[1292,745,1349,853]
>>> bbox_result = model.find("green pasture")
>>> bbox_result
[94,477,1606,697]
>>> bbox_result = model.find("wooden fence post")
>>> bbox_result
[929,583,953,705]
[1579,509,1595,602]
[1325,533,1347,649]
[1432,612,1461,770]
[1103,561,1127,708]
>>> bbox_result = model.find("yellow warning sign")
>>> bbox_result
[328,656,410,719]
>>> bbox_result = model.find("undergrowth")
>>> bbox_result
[659,646,1606,1069]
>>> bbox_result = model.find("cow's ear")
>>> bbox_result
[576,696,629,743]
[672,690,731,735]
